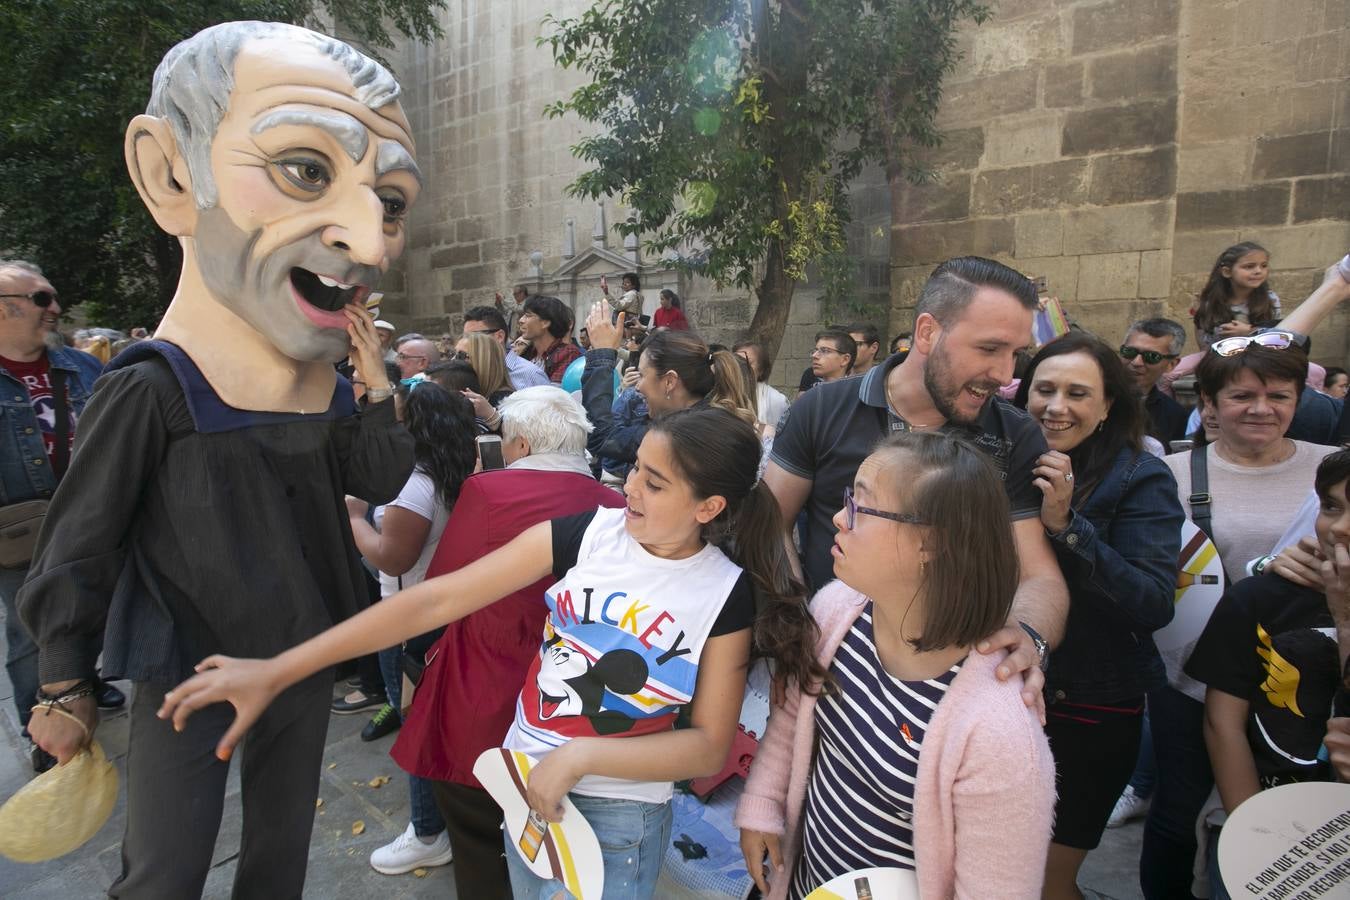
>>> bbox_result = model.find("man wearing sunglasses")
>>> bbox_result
[0,260,107,773]
[1120,318,1190,446]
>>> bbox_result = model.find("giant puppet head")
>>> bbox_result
[125,22,421,363]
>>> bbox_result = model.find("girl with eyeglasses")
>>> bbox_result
[737,431,1055,900]
[1012,334,1185,900]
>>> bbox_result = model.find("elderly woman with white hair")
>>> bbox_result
[387,386,625,899]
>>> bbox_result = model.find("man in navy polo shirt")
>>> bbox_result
[765,256,1068,698]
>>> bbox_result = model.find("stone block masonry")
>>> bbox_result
[367,0,1347,379]
[890,0,1348,368]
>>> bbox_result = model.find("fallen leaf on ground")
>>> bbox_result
[315,798,324,808]
[351,820,365,836]
[367,775,391,788]
[327,762,337,770]
[413,868,428,878]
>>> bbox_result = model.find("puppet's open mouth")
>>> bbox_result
[290,268,366,312]
[540,693,565,718]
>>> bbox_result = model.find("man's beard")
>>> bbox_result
[923,336,991,425]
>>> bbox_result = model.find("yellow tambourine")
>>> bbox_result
[0,706,118,862]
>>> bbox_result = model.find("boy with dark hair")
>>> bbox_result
[1185,449,1350,897]
[809,329,857,383]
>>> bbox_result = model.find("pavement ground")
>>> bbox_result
[0,607,1146,898]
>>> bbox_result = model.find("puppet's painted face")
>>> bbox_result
[193,41,421,362]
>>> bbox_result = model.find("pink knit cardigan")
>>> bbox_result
[734,580,1057,900]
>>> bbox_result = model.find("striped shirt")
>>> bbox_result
[790,602,962,898]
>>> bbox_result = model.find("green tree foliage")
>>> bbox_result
[543,0,987,357]
[0,0,443,329]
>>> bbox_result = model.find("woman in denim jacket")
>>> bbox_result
[1014,332,1183,900]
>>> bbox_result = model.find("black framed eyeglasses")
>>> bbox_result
[0,290,58,308]
[1210,330,1297,358]
[843,486,927,531]
[1119,345,1178,365]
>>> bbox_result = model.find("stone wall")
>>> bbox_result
[890,0,1349,365]
[377,1,886,394]
[379,0,1347,392]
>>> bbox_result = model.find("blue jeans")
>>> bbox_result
[505,793,672,899]
[1206,826,1232,900]
[1140,687,1212,900]
[1,566,37,733]
[1127,704,1157,799]
[378,644,445,839]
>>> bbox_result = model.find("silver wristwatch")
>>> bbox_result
[1018,621,1050,671]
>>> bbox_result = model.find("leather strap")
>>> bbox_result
[1188,445,1215,545]
[50,367,70,480]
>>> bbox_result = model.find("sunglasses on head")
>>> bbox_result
[1210,330,1297,358]
[1119,345,1178,365]
[0,290,59,308]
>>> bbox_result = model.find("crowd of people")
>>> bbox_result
[8,217,1350,897]
[16,23,1350,900]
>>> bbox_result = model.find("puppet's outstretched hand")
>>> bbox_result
[157,656,284,761]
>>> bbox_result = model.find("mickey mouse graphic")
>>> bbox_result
[535,635,649,735]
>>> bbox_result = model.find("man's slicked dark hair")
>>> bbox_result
[915,256,1038,327]
[463,305,509,335]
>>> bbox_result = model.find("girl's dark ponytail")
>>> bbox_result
[653,408,829,695]
[727,480,829,694]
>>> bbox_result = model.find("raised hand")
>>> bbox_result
[345,303,389,392]
[1031,450,1074,534]
[585,299,623,351]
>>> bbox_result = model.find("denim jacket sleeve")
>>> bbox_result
[581,349,646,465]
[1048,452,1183,633]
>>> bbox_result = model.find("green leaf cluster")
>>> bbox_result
[542,0,987,351]
[0,0,444,329]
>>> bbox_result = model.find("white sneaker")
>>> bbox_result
[369,822,454,875]
[1106,785,1150,828]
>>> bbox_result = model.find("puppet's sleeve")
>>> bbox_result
[333,395,416,506]
[19,365,172,685]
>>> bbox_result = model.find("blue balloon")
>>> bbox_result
[560,354,620,393]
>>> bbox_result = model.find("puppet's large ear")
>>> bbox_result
[125,115,197,237]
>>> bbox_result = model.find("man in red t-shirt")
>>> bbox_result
[391,385,622,899]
